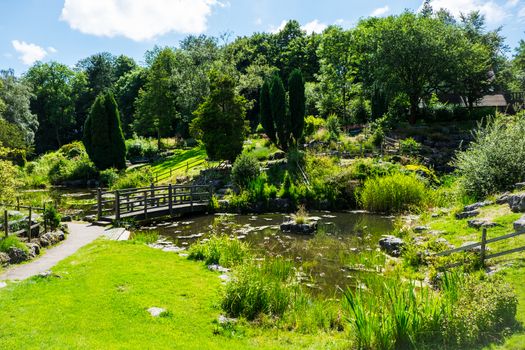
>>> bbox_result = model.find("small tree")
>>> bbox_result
[231,153,260,189]
[191,71,248,162]
[83,92,126,170]
[288,69,305,143]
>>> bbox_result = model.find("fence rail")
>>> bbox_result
[1,203,51,240]
[435,228,525,268]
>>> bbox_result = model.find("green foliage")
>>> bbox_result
[0,159,19,202]
[399,138,421,156]
[270,74,289,150]
[83,92,127,170]
[326,113,340,140]
[191,70,248,162]
[0,236,28,254]
[99,168,119,187]
[455,116,525,198]
[304,116,325,136]
[43,204,61,231]
[279,171,297,201]
[231,153,260,189]
[110,168,152,190]
[125,137,158,160]
[221,258,295,320]
[131,231,159,244]
[360,173,428,213]
[0,119,26,150]
[288,69,306,142]
[188,235,250,268]
[259,80,276,144]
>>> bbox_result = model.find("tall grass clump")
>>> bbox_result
[0,236,28,253]
[343,271,517,349]
[455,114,525,198]
[111,168,153,190]
[188,235,250,268]
[359,173,427,213]
[221,258,295,320]
[131,231,159,244]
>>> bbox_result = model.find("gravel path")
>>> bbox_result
[0,223,129,283]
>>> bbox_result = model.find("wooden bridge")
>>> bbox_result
[96,184,213,223]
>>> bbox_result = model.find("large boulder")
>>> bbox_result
[455,210,480,219]
[514,216,525,232]
[280,221,318,235]
[26,242,40,258]
[508,194,525,213]
[7,247,28,264]
[379,235,405,257]
[0,252,10,265]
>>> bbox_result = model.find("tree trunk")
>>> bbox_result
[409,95,419,125]
[157,128,162,151]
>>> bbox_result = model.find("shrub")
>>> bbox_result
[111,169,152,190]
[125,137,158,160]
[279,171,297,201]
[454,115,525,198]
[360,173,428,213]
[0,159,19,202]
[99,168,119,187]
[188,235,250,268]
[304,115,326,136]
[400,138,421,156]
[326,113,340,140]
[0,236,28,253]
[231,153,260,189]
[43,205,61,231]
[222,258,295,320]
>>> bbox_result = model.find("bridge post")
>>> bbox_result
[97,188,102,221]
[115,191,121,221]
[150,183,155,206]
[168,184,173,216]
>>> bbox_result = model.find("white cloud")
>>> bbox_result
[302,19,327,34]
[11,40,48,65]
[519,6,525,16]
[60,0,222,41]
[506,0,519,7]
[427,0,509,24]
[47,46,58,54]
[371,5,390,17]
[255,18,263,26]
[269,20,287,34]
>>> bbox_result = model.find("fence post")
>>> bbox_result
[115,191,120,222]
[4,210,8,238]
[43,203,47,233]
[168,184,173,216]
[190,186,194,212]
[480,228,487,266]
[97,188,102,221]
[144,191,148,220]
[28,206,32,241]
[150,183,155,205]
[16,197,20,211]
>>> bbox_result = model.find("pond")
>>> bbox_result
[154,211,394,296]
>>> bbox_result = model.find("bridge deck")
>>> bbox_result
[100,201,209,222]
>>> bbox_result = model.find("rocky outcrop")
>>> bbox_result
[7,247,28,264]
[26,242,41,258]
[514,216,525,232]
[39,230,66,247]
[508,194,525,213]
[496,193,511,205]
[455,210,480,219]
[379,235,405,257]
[0,252,10,265]
[464,201,493,212]
[280,221,318,235]
[467,219,500,229]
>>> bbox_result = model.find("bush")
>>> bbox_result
[326,113,340,141]
[0,159,19,202]
[43,205,61,231]
[400,138,421,156]
[360,173,428,213]
[231,153,260,189]
[0,236,28,253]
[455,115,525,198]
[125,137,158,160]
[99,168,119,187]
[188,235,250,268]
[111,168,152,190]
[304,115,326,136]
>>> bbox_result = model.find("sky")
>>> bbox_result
[1,0,525,74]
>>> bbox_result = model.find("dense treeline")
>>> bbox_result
[0,4,524,160]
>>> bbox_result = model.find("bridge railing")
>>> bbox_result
[97,184,212,221]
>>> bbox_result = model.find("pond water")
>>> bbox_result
[155,211,394,296]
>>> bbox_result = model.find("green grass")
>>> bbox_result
[0,236,28,253]
[0,240,346,349]
[150,146,211,183]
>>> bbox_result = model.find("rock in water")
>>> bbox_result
[280,221,318,235]
[378,235,405,257]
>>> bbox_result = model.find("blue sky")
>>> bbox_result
[1,0,525,74]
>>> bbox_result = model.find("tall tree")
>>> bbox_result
[114,67,147,137]
[0,70,38,145]
[190,70,248,162]
[25,62,78,153]
[259,80,276,143]
[270,74,289,151]
[83,92,126,170]
[288,69,305,142]
[134,48,179,148]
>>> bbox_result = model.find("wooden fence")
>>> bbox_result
[1,203,50,240]
[436,227,525,268]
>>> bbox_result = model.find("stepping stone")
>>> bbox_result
[147,307,166,317]
[455,210,480,219]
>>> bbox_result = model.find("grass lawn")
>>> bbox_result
[0,240,346,350]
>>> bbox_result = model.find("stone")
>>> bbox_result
[218,315,237,324]
[464,201,493,212]
[513,216,525,232]
[7,247,28,264]
[280,221,318,235]
[208,264,229,273]
[467,219,500,229]
[0,252,10,265]
[496,192,511,205]
[0,282,6,289]
[83,215,96,222]
[147,307,166,317]
[414,226,430,233]
[26,242,40,258]
[455,210,480,219]
[61,215,72,222]
[378,235,405,257]
[508,193,525,213]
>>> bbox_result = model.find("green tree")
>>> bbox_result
[191,71,248,162]
[288,69,305,142]
[270,74,289,151]
[83,92,126,170]
[25,62,78,153]
[259,80,276,144]
[113,68,147,137]
[134,48,178,148]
